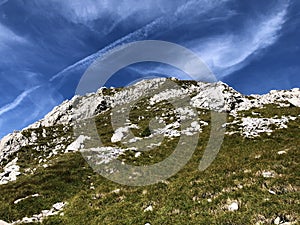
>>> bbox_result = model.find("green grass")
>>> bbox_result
[0,152,93,222]
[42,121,299,225]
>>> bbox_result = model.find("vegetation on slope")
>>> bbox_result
[0,80,299,224]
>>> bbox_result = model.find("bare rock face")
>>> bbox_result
[0,157,20,185]
[0,132,28,162]
[0,220,11,225]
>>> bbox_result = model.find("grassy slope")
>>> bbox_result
[0,82,299,225]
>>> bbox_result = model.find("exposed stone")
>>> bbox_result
[228,201,239,211]
[0,220,11,225]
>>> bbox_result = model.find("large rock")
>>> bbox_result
[0,220,11,225]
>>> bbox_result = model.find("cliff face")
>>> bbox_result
[0,78,299,224]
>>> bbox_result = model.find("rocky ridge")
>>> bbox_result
[0,78,299,224]
[1,78,300,181]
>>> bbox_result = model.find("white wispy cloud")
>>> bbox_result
[51,0,178,25]
[0,84,63,138]
[0,23,26,43]
[0,23,27,53]
[50,0,232,83]
[0,86,40,116]
[0,0,8,6]
[190,2,289,78]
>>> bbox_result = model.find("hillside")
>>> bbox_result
[0,78,299,225]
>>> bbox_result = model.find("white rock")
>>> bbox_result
[277,150,287,155]
[11,202,67,224]
[273,216,281,224]
[0,158,21,185]
[262,171,275,178]
[52,202,65,211]
[268,190,276,195]
[111,124,139,143]
[134,152,141,158]
[111,127,130,143]
[112,189,121,194]
[288,97,300,107]
[0,220,11,225]
[65,135,90,152]
[81,146,130,164]
[149,88,189,106]
[0,132,28,162]
[144,205,153,212]
[239,116,293,138]
[14,193,40,204]
[228,202,239,211]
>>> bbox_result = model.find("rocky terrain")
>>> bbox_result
[0,78,299,224]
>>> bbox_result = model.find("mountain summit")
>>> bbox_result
[0,78,299,224]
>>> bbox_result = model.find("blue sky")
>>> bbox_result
[0,0,299,138]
